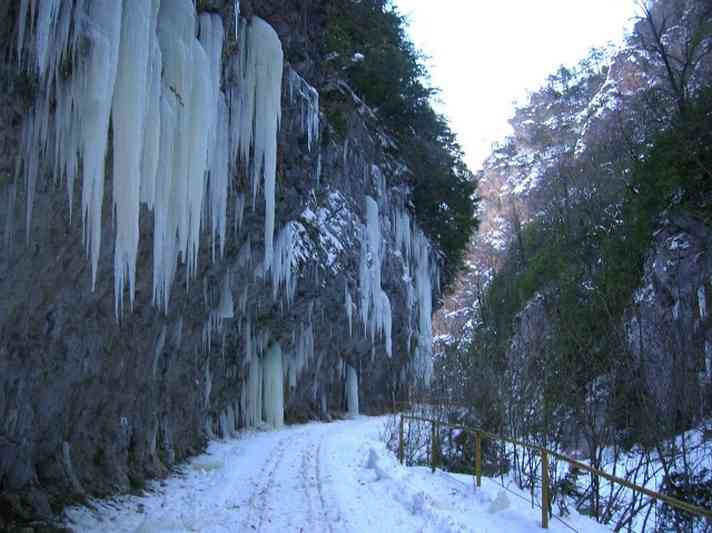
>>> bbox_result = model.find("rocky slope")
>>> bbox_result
[433,0,712,406]
[0,0,439,527]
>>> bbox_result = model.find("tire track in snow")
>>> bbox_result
[239,431,292,531]
[241,423,344,532]
[299,436,318,531]
[298,425,337,533]
[315,431,339,532]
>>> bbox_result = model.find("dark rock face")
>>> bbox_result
[0,3,424,528]
[626,213,712,421]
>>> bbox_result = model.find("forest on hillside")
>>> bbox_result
[428,0,712,530]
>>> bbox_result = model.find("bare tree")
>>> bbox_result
[635,0,712,117]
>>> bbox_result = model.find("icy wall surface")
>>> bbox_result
[0,0,438,526]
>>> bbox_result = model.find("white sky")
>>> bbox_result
[394,0,640,171]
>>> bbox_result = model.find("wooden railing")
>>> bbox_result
[398,414,712,530]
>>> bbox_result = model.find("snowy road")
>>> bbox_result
[66,417,606,532]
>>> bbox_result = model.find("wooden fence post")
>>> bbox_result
[399,416,404,465]
[475,431,482,488]
[541,448,550,529]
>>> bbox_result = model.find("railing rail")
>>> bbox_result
[398,413,712,530]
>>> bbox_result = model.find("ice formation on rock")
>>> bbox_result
[346,363,359,416]
[271,223,298,302]
[232,17,284,271]
[11,0,443,446]
[345,285,353,336]
[112,0,157,316]
[15,1,284,317]
[263,342,284,427]
[359,196,393,356]
[244,354,263,427]
[287,67,320,152]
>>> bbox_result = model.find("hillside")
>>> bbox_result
[432,0,712,529]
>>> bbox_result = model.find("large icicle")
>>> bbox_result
[199,13,229,261]
[346,364,359,417]
[156,0,195,286]
[263,342,284,428]
[358,196,392,356]
[80,0,124,290]
[235,18,283,271]
[185,39,211,280]
[345,285,353,336]
[245,354,263,427]
[152,91,178,311]
[152,0,196,311]
[140,26,163,210]
[112,0,157,316]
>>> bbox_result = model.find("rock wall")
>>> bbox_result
[0,1,436,527]
[626,213,712,421]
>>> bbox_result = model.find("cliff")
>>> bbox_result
[0,0,442,527]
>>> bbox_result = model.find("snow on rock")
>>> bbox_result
[299,190,353,273]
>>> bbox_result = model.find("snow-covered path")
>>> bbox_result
[66,417,606,532]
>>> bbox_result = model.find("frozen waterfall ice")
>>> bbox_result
[16,2,285,318]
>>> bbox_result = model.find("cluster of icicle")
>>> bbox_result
[394,207,437,386]
[346,195,437,386]
[15,0,285,318]
[287,67,321,184]
[357,196,393,357]
[14,0,437,427]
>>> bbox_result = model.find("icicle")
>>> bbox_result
[157,0,195,279]
[346,364,359,416]
[152,90,179,312]
[358,196,392,356]
[287,67,320,152]
[234,0,240,40]
[271,222,301,303]
[185,39,211,280]
[112,0,157,317]
[395,208,412,259]
[140,22,162,209]
[80,0,123,291]
[218,271,234,319]
[199,13,228,262]
[234,17,283,271]
[315,152,322,187]
[263,342,284,428]
[377,289,392,357]
[210,95,230,261]
[245,351,262,427]
[345,284,353,336]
